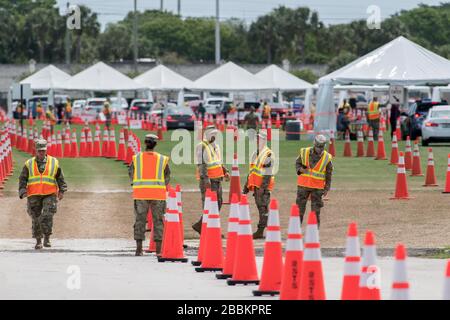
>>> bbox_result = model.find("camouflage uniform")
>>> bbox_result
[295,148,333,227]
[18,156,67,239]
[244,112,259,130]
[196,140,228,211]
[248,149,273,230]
[128,160,170,242]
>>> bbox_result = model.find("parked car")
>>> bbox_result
[130,99,153,115]
[269,101,292,119]
[109,97,128,111]
[163,106,195,130]
[421,105,450,146]
[85,98,107,115]
[401,99,448,140]
[72,99,86,115]
[204,97,232,116]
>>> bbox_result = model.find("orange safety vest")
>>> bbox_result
[367,101,380,120]
[65,103,72,113]
[26,156,59,196]
[263,105,271,117]
[196,141,224,180]
[297,147,332,190]
[247,146,275,191]
[132,152,169,200]
[46,110,56,125]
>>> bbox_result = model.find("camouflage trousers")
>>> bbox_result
[199,178,223,211]
[253,189,271,229]
[296,187,325,227]
[27,194,58,239]
[134,200,166,242]
[368,119,380,141]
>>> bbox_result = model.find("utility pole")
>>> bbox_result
[133,0,138,74]
[177,0,181,16]
[215,0,220,65]
[65,2,71,65]
[160,0,163,11]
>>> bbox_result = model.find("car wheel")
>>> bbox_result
[421,138,429,146]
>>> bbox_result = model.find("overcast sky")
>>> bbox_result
[57,0,444,29]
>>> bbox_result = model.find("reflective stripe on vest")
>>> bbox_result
[367,102,380,120]
[297,147,331,190]
[247,146,275,191]
[200,141,224,179]
[132,152,168,200]
[26,156,59,196]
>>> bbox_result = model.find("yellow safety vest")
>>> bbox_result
[297,147,332,190]
[132,152,169,200]
[26,156,59,196]
[247,146,275,191]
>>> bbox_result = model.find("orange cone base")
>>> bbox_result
[252,290,279,297]
[191,260,201,266]
[227,279,259,286]
[443,191,450,194]
[423,184,438,187]
[144,249,155,253]
[389,196,413,200]
[374,157,387,160]
[341,276,360,300]
[157,257,188,263]
[216,273,232,280]
[410,173,424,177]
[195,267,222,272]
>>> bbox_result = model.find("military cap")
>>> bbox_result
[204,125,218,135]
[35,139,48,151]
[314,134,327,147]
[144,134,159,142]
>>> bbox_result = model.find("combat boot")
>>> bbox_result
[35,238,43,250]
[135,240,143,256]
[192,218,202,235]
[43,235,51,248]
[252,227,265,240]
[155,241,162,257]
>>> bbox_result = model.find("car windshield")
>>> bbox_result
[135,102,152,108]
[430,110,450,118]
[185,96,200,102]
[208,100,223,105]
[89,101,105,107]
[167,107,193,115]
[416,102,446,113]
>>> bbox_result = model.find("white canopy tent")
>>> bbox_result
[20,65,71,91]
[61,62,146,91]
[255,64,312,91]
[191,62,276,92]
[134,65,194,91]
[315,36,450,134]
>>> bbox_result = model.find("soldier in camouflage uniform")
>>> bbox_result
[243,131,275,239]
[295,135,333,228]
[192,125,229,234]
[129,134,170,256]
[243,107,259,142]
[18,139,67,249]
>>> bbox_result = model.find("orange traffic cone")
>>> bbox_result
[227,194,259,286]
[358,231,381,300]
[356,129,365,157]
[375,130,387,160]
[343,130,352,157]
[328,131,336,157]
[116,129,126,161]
[228,153,242,203]
[395,118,401,141]
[444,260,450,300]
[79,131,87,157]
[191,189,211,267]
[275,113,281,129]
[125,133,134,165]
[444,154,450,194]
[144,208,156,253]
[404,136,413,170]
[298,211,326,300]
[50,134,57,156]
[390,134,399,165]
[55,131,63,157]
[85,129,93,157]
[63,131,71,158]
[108,129,117,158]
[101,128,109,157]
[216,193,239,280]
[158,189,188,263]
[253,199,283,296]
[195,191,224,272]
[27,127,34,155]
[366,129,375,157]
[390,152,412,200]
[280,204,303,300]
[70,130,79,158]
[175,184,185,248]
[341,222,361,300]
[423,148,438,186]
[391,243,410,300]
[411,141,423,176]
[93,132,101,157]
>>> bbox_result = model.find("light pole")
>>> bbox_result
[177,0,181,15]
[160,0,163,11]
[215,0,220,65]
[133,0,138,74]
